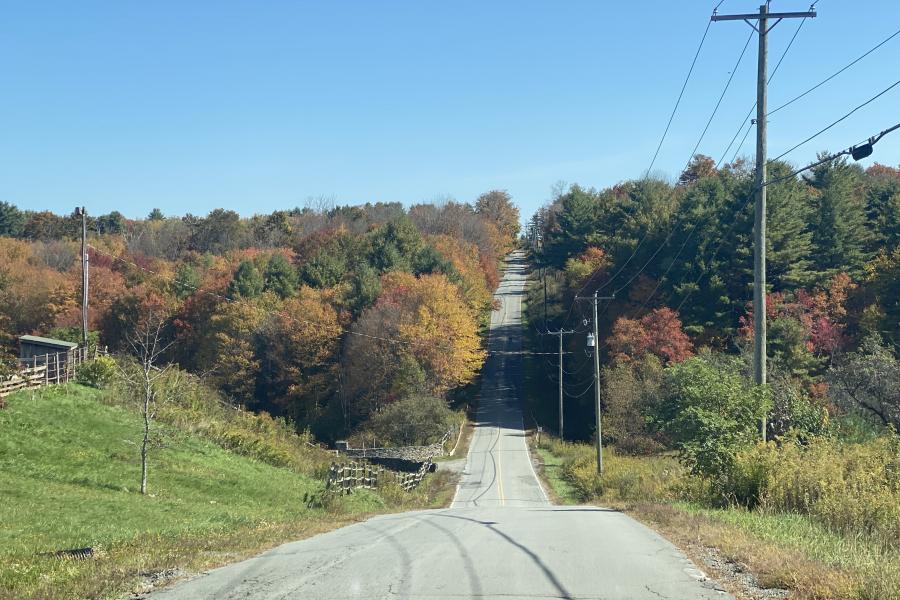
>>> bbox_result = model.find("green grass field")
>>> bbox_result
[0,384,448,600]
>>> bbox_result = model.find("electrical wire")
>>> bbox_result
[592,120,900,354]
[580,16,757,314]
[601,27,755,304]
[573,0,723,327]
[768,26,900,117]
[732,23,900,168]
[675,120,900,313]
[717,14,809,167]
[647,18,713,176]
[684,27,755,174]
[770,77,900,163]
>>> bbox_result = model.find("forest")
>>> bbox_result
[0,191,520,444]
[526,154,900,443]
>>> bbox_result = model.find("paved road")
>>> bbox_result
[153,252,729,600]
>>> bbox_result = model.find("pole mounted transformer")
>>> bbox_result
[576,291,614,474]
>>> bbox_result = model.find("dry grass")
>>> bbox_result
[632,503,861,600]
[531,433,900,600]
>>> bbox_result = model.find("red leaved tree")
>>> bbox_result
[609,307,694,365]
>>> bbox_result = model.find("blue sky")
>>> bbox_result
[1,1,898,222]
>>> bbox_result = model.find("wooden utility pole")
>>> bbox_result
[76,206,89,349]
[576,290,614,474]
[712,4,815,441]
[545,328,574,440]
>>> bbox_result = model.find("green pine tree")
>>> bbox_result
[0,202,25,237]
[807,155,873,281]
[228,260,264,298]
[766,161,816,288]
[264,254,298,299]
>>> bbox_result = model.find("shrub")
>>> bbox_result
[767,373,830,439]
[367,394,456,447]
[656,353,769,484]
[102,367,334,477]
[602,354,667,454]
[75,356,117,388]
[827,335,900,429]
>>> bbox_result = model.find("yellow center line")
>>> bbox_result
[497,426,505,506]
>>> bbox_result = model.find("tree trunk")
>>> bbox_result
[141,384,151,495]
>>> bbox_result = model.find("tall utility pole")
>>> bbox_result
[576,290,614,473]
[76,207,89,349]
[712,4,815,441]
[545,327,574,439]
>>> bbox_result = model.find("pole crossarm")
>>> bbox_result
[711,10,815,21]
[713,10,814,34]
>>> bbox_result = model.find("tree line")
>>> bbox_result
[526,155,900,445]
[0,192,520,444]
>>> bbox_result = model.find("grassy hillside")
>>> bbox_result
[0,384,449,600]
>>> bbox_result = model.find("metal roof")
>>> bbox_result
[19,335,79,349]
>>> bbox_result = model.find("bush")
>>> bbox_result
[367,394,456,447]
[602,355,667,454]
[75,356,117,389]
[656,353,769,482]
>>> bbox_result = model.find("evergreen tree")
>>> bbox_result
[864,165,900,250]
[0,202,25,237]
[228,260,264,298]
[542,185,598,268]
[807,156,873,281]
[264,254,298,299]
[173,263,201,299]
[766,161,816,288]
[367,217,423,273]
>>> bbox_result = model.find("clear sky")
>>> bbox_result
[1,1,898,222]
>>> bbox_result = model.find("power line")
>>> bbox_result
[727,24,899,165]
[594,120,900,354]
[717,15,810,167]
[684,27,755,174]
[771,77,900,163]
[768,26,900,117]
[674,120,900,313]
[592,17,757,310]
[591,1,722,326]
[647,19,713,176]
[731,121,755,164]
[605,28,756,303]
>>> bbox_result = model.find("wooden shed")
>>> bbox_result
[19,335,79,363]
[18,335,80,383]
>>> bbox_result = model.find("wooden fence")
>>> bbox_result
[0,347,106,400]
[326,456,435,495]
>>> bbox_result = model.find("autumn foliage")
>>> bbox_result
[0,199,510,442]
[608,307,694,365]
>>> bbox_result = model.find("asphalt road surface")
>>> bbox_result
[152,252,729,600]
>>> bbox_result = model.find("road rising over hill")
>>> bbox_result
[152,252,729,599]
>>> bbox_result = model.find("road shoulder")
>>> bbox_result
[526,432,801,600]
